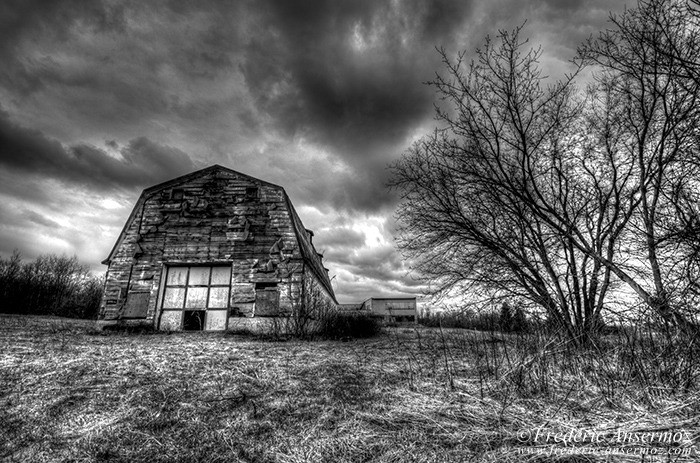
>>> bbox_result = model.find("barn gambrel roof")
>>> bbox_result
[102,165,336,302]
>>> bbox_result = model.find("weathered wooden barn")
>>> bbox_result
[100,165,336,331]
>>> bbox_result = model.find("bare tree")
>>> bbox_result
[390,26,616,342]
[577,0,700,330]
[391,0,700,339]
[615,0,700,85]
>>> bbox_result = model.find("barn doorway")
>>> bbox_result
[160,265,231,331]
[183,310,205,330]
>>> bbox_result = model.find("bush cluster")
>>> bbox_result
[317,312,383,339]
[498,303,528,332]
[0,251,103,319]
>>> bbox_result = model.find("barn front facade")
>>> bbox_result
[100,165,336,331]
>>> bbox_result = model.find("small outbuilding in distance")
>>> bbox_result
[340,297,418,324]
[99,165,336,331]
[361,297,417,323]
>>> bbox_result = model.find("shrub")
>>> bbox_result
[0,250,103,319]
[499,302,529,332]
[418,309,500,331]
[318,312,382,339]
[260,279,337,340]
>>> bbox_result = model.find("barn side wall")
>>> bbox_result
[100,169,308,329]
[303,266,337,313]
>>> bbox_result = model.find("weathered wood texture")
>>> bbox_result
[100,166,336,329]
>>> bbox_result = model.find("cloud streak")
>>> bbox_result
[0,109,197,191]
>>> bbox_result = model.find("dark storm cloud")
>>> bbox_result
[241,0,472,154]
[0,110,196,192]
[0,0,252,150]
[249,141,398,213]
[236,0,628,213]
[0,0,632,300]
[236,0,479,212]
[0,0,627,215]
[293,165,396,214]
[327,243,420,286]
[0,0,126,96]
[239,0,618,154]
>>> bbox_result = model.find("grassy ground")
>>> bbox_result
[1,315,699,462]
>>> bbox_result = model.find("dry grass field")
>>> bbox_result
[1,315,699,462]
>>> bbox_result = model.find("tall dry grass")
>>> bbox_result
[1,315,698,462]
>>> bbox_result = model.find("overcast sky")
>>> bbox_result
[0,0,630,303]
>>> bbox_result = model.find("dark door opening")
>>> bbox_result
[161,265,232,331]
[183,310,205,331]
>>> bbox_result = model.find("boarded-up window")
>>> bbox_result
[122,292,150,318]
[159,265,232,330]
[255,283,279,317]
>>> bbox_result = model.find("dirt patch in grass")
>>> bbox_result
[1,316,699,462]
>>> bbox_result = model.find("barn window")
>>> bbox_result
[254,282,280,316]
[171,189,184,200]
[160,265,231,331]
[245,187,258,199]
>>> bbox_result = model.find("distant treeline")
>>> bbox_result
[419,303,529,333]
[0,251,103,319]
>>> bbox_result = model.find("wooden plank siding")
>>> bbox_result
[100,165,337,330]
